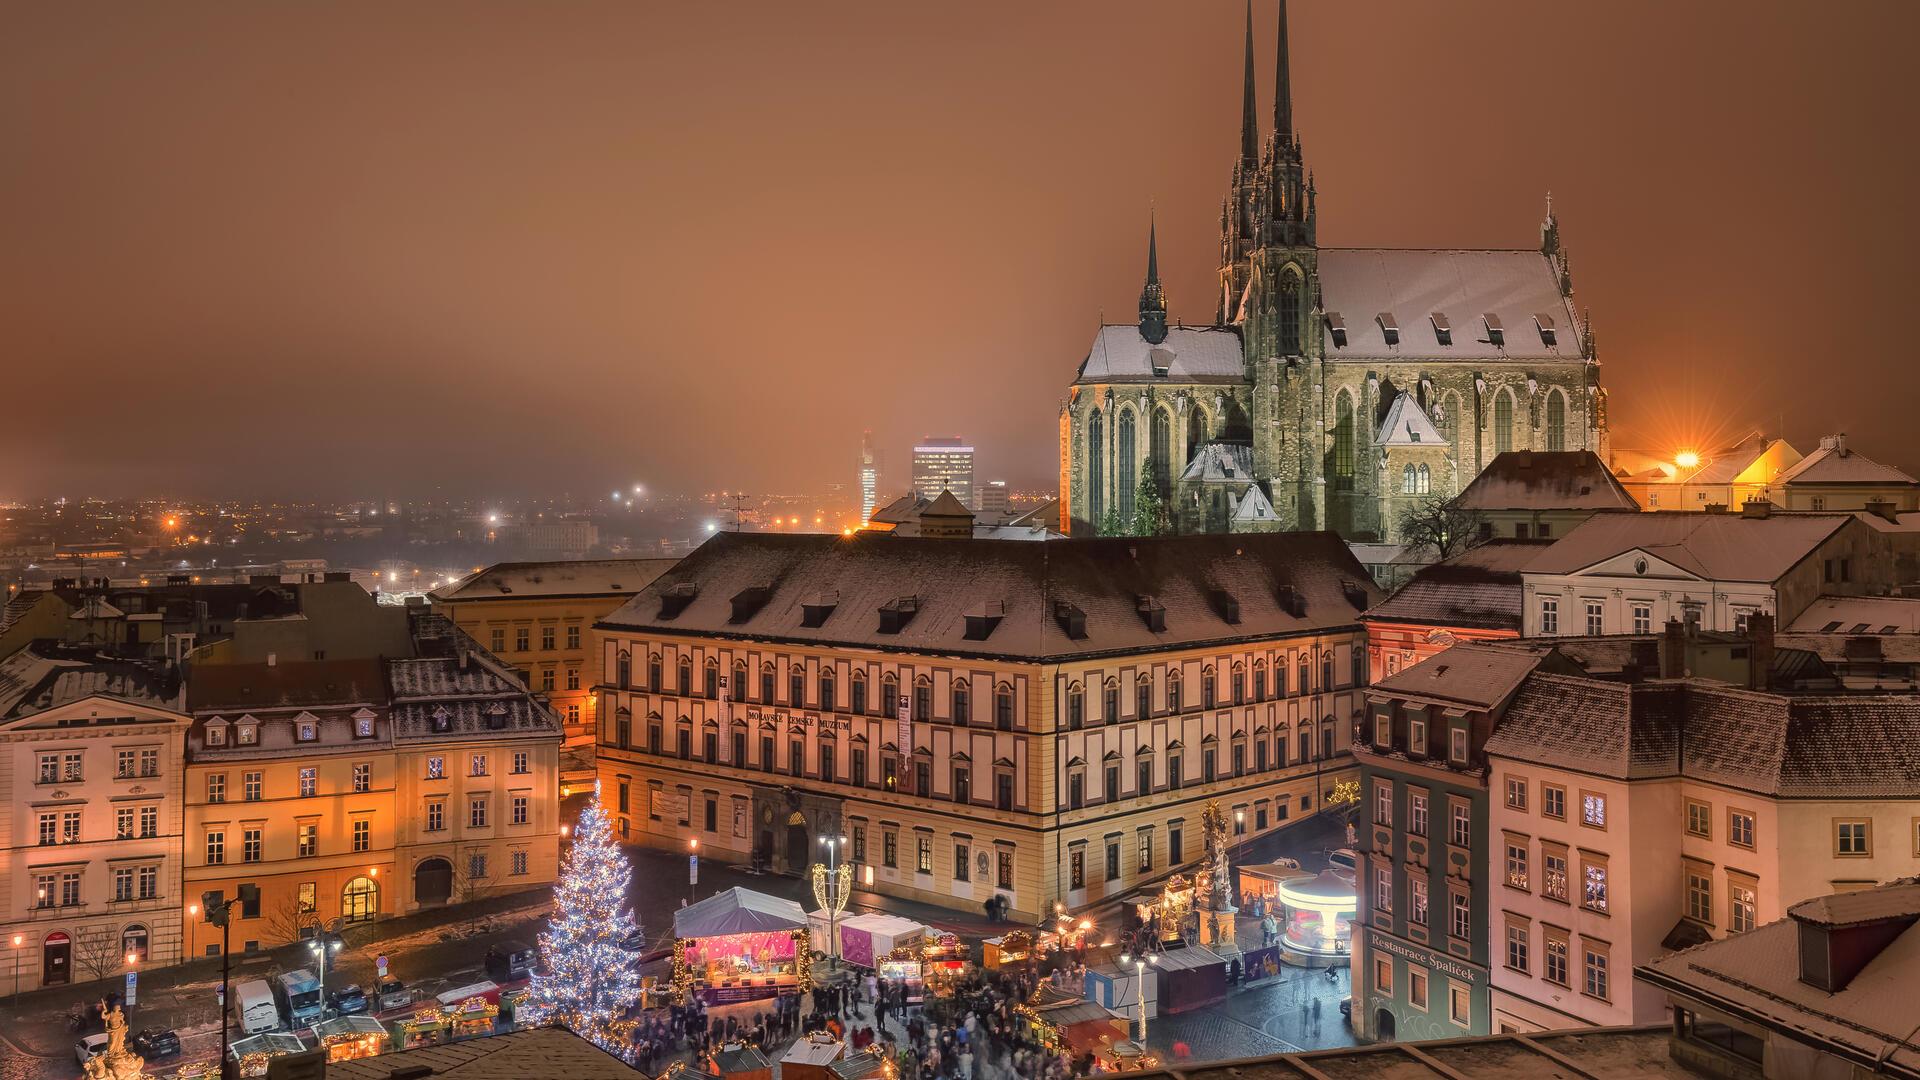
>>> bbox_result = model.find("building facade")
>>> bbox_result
[1360,539,1546,683]
[911,438,975,509]
[1062,2,1606,543]
[1777,434,1920,512]
[595,532,1378,922]
[1,650,189,993]
[860,430,880,527]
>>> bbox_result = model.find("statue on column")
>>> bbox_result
[84,999,149,1080]
[1198,801,1240,957]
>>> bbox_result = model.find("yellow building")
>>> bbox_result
[1,647,190,993]
[432,559,680,782]
[1777,434,1920,512]
[1614,434,1801,512]
[181,613,563,956]
[596,531,1380,922]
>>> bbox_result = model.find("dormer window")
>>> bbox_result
[1378,312,1400,347]
[353,710,375,739]
[296,720,318,743]
[432,707,452,734]
[801,591,839,629]
[1483,313,1505,348]
[1325,311,1348,348]
[236,723,258,746]
[1431,312,1452,346]
[963,600,1005,641]
[1534,313,1557,347]
[1135,596,1167,633]
[205,719,228,747]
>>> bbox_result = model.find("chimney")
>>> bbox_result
[1740,499,1772,519]
[1747,612,1775,690]
[1864,499,1899,523]
[1659,619,1687,679]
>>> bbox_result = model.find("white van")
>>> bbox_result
[235,979,280,1034]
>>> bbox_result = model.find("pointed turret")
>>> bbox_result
[1540,191,1560,255]
[1239,1,1260,165]
[1139,213,1168,345]
[1273,0,1294,141]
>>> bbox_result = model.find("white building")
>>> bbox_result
[911,437,975,509]
[1518,509,1880,638]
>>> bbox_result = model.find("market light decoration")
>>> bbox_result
[521,782,644,1057]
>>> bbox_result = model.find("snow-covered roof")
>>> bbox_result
[1778,442,1919,487]
[1372,640,1556,709]
[1074,325,1245,385]
[432,558,680,602]
[1373,394,1444,447]
[1521,511,1855,583]
[1179,442,1257,484]
[673,887,808,938]
[1452,451,1637,512]
[1788,594,1920,635]
[1231,485,1278,524]
[1318,248,1583,361]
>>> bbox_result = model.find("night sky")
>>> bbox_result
[3,1,1915,499]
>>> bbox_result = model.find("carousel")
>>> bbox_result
[1275,870,1357,966]
[671,887,813,1004]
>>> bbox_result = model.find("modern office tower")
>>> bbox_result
[860,431,880,527]
[912,437,975,508]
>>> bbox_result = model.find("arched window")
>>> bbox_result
[761,662,776,704]
[1118,410,1137,523]
[1417,463,1432,494]
[913,675,933,722]
[819,669,836,711]
[676,656,692,696]
[1278,273,1302,355]
[1333,392,1356,490]
[951,680,970,724]
[1066,683,1086,730]
[1185,408,1206,464]
[1151,408,1173,496]
[647,653,662,689]
[1167,671,1182,713]
[1494,390,1515,455]
[731,661,747,701]
[121,924,148,965]
[1402,464,1417,494]
[1088,410,1105,524]
[342,877,379,922]
[994,683,1015,730]
[1201,667,1217,708]
[615,651,632,688]
[1321,651,1335,692]
[851,670,869,714]
[703,658,719,699]
[1545,390,1567,451]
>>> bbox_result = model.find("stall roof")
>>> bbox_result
[781,1035,846,1065]
[1148,946,1226,972]
[830,1051,892,1080]
[230,1033,307,1057]
[674,887,808,938]
[311,1015,389,1039]
[711,1045,772,1073]
[809,911,928,936]
[1034,1001,1121,1027]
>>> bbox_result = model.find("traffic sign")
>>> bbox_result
[376,954,389,977]
[125,971,137,1008]
[689,855,699,885]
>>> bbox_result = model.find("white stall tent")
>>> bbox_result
[807,911,929,965]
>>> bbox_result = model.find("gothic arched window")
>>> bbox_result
[1118,410,1137,523]
[1402,464,1417,494]
[1494,390,1515,455]
[1545,390,1567,452]
[1417,463,1431,494]
[1150,408,1172,496]
[1278,273,1302,355]
[1332,392,1356,491]
[1088,410,1105,525]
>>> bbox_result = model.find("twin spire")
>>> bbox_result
[1239,0,1295,161]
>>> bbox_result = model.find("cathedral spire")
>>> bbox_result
[1239,1,1260,164]
[1139,211,1168,345]
[1273,0,1294,141]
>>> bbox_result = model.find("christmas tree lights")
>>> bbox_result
[523,782,644,1056]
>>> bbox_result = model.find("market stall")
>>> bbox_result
[1277,870,1356,964]
[981,930,1033,970]
[829,1047,894,1080]
[671,887,812,1004]
[309,1015,390,1062]
[1126,873,1197,947]
[1082,961,1157,1019]
[706,1043,774,1080]
[228,1033,308,1077]
[779,1032,847,1080]
[444,994,500,1039]
[1016,986,1135,1071]
[398,1010,448,1048]
[1150,945,1228,1015]
[920,934,971,998]
[877,949,925,1007]
[807,911,927,969]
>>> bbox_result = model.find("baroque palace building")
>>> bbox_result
[595,531,1379,922]
[1061,1,1606,542]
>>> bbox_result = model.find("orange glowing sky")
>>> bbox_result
[1,0,1915,498]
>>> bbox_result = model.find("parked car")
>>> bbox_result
[74,1034,111,1067]
[328,985,369,1016]
[131,1028,181,1058]
[484,940,536,983]
[1328,847,1359,878]
[375,978,412,1013]
[618,928,647,953]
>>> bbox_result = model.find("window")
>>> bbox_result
[795,669,811,708]
[512,851,529,876]
[540,626,555,651]
[1067,685,1084,729]
[1632,604,1652,635]
[207,773,227,803]
[1252,664,1266,701]
[113,867,135,902]
[916,835,933,874]
[515,628,529,652]
[206,725,227,747]
[1066,771,1081,810]
[1583,946,1610,1000]
[822,671,837,711]
[117,749,136,777]
[883,831,897,868]
[1505,842,1529,890]
[1166,753,1182,790]
[1729,809,1755,849]
[1169,826,1184,864]
[1449,891,1471,940]
[1068,848,1083,889]
[1582,860,1609,912]
[37,812,57,845]
[1729,881,1757,933]
[565,624,581,650]
[678,657,692,695]
[1136,677,1152,719]
[1167,673,1181,713]
[1686,868,1713,924]
[1494,390,1514,455]
[1374,957,1394,996]
[299,767,317,797]
[1104,764,1120,803]
[427,757,445,780]
[1581,792,1607,828]
[244,771,263,801]
[852,827,866,864]
[1409,791,1428,837]
[116,807,138,839]
[760,666,776,703]
[1836,819,1870,856]
[468,753,488,777]
[1506,924,1529,972]
[1138,830,1154,873]
[353,819,371,853]
[1408,967,1428,1011]
[1332,393,1356,489]
[237,724,257,746]
[490,628,505,652]
[541,668,556,692]
[1374,866,1393,914]
[1686,800,1712,838]
[1585,600,1604,636]
[1450,803,1472,847]
[852,673,869,715]
[138,866,157,900]
[1373,782,1393,826]
[426,802,445,832]
[1409,714,1427,755]
[994,686,1014,730]
[242,827,263,863]
[821,745,837,781]
[1106,843,1120,881]
[60,871,82,907]
[469,853,488,881]
[1449,983,1471,1026]
[785,740,804,775]
[1544,848,1569,902]
[706,663,720,699]
[1138,758,1153,795]
[1543,784,1566,820]
[1410,877,1428,926]
[298,822,318,857]
[1540,596,1559,634]
[992,849,1013,889]
[1449,728,1468,765]
[1505,777,1528,810]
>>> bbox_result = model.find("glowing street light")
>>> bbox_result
[1675,450,1701,469]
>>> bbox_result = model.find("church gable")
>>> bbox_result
[1570,548,1706,583]
[1374,393,1445,447]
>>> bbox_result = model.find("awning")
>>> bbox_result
[674,886,808,938]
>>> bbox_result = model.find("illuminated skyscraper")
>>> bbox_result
[912,437,974,509]
[859,431,879,526]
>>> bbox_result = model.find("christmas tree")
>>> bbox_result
[523,782,644,1055]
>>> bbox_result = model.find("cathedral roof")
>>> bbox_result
[1076,325,1244,385]
[1374,394,1445,447]
[1179,442,1257,485]
[1231,485,1279,524]
[1319,248,1583,361]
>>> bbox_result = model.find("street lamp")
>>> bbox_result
[308,927,344,1021]
[816,835,851,973]
[10,933,22,1010]
[1118,952,1150,1045]
[688,837,700,908]
[204,884,260,1080]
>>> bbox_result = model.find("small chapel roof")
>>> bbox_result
[1075,325,1245,385]
[1179,442,1257,484]
[1374,394,1445,447]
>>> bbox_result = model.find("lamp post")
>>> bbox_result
[1118,952,1150,1045]
[202,884,259,1080]
[10,933,22,1010]
[308,924,344,1022]
[688,837,699,908]
[816,835,850,973]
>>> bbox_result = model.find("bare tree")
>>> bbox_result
[266,893,321,946]
[1397,497,1489,561]
[72,926,126,983]
[451,849,494,935]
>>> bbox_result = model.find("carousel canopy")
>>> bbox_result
[675,887,808,938]
[1278,870,1358,906]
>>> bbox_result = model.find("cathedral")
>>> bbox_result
[1060,1,1607,542]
